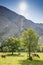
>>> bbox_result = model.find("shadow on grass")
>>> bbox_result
[19,59,43,65]
[6,54,24,57]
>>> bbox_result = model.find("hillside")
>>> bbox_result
[0,6,43,41]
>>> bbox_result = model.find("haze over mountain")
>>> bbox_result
[0,6,43,41]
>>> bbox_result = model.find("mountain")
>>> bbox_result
[0,6,43,41]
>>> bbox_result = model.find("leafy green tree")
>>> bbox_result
[6,37,20,55]
[0,42,2,51]
[22,28,39,59]
[20,37,25,51]
[3,46,9,52]
[0,42,3,52]
[37,43,41,52]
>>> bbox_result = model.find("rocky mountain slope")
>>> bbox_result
[0,6,43,41]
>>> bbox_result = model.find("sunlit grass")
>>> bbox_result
[0,52,43,65]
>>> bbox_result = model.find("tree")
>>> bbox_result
[0,42,2,51]
[37,43,41,52]
[0,42,3,52]
[6,37,20,55]
[22,28,39,59]
[3,46,9,52]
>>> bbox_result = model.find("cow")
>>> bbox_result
[1,55,6,58]
[32,54,40,58]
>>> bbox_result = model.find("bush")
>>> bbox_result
[28,56,33,60]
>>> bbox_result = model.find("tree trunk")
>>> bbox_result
[29,51,31,57]
[29,44,31,58]
[12,51,13,55]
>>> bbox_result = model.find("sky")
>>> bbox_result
[0,0,43,23]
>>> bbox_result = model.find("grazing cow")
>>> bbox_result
[32,54,40,58]
[1,55,6,58]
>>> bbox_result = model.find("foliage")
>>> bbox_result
[28,56,33,60]
[22,28,39,58]
[6,37,20,55]
[0,42,3,51]
[2,46,9,52]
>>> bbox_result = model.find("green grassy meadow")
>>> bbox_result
[0,52,43,65]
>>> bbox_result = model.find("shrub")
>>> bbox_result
[28,56,33,60]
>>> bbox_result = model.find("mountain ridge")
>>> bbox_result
[0,6,43,41]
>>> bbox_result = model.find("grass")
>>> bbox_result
[0,52,43,65]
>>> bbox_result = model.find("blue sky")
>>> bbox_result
[0,0,43,23]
